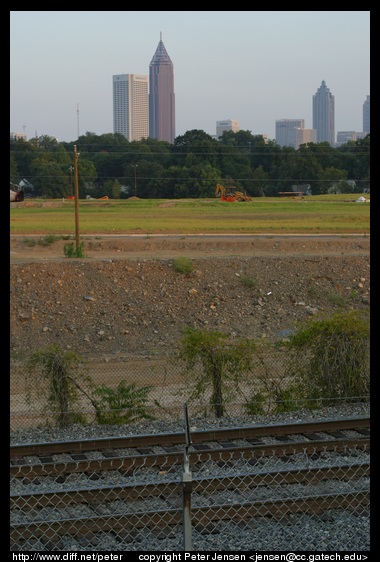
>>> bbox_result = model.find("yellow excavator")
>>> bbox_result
[215,184,252,202]
[234,191,253,202]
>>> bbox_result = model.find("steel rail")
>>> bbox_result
[10,462,370,510]
[10,435,370,479]
[10,416,370,459]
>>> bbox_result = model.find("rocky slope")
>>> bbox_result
[10,235,370,361]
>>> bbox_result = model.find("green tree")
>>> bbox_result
[103,178,122,198]
[252,165,271,196]
[30,155,70,197]
[176,328,259,417]
[320,167,348,193]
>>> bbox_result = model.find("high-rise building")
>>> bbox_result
[312,80,335,146]
[216,119,240,138]
[149,33,175,143]
[276,120,317,149]
[294,128,317,149]
[275,119,305,147]
[113,74,149,141]
[363,95,370,135]
[336,131,357,146]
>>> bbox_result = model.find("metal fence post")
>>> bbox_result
[182,403,193,551]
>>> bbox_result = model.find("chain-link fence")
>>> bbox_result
[11,348,288,431]
[10,337,370,432]
[10,423,370,551]
[10,344,370,552]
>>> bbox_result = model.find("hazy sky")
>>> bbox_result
[10,11,370,143]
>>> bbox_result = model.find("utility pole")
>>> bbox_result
[73,145,80,249]
[132,164,138,197]
[69,165,74,196]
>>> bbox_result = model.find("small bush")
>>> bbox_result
[93,381,154,424]
[285,310,370,403]
[173,256,193,274]
[240,275,257,289]
[25,344,91,428]
[327,292,346,306]
[39,235,61,246]
[244,392,267,415]
[64,241,86,258]
[22,238,37,247]
[272,386,304,413]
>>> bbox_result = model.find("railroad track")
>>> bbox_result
[10,416,370,460]
[10,416,370,550]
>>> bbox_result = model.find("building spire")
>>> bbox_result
[150,34,173,66]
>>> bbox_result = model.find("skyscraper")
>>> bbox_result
[275,119,305,147]
[275,119,317,150]
[216,120,240,138]
[113,74,149,141]
[312,80,335,146]
[363,95,370,135]
[149,33,175,143]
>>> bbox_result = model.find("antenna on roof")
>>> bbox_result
[160,31,162,41]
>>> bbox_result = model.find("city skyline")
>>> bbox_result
[10,11,370,143]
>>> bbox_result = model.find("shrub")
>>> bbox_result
[285,310,370,403]
[25,344,91,428]
[172,256,193,274]
[93,381,154,424]
[244,392,266,415]
[327,292,346,307]
[64,241,86,258]
[240,275,257,289]
[39,234,61,246]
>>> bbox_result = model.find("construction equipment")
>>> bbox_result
[234,191,253,202]
[215,184,235,202]
[215,184,252,202]
[10,183,24,202]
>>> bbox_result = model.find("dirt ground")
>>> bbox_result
[10,233,370,262]
[10,234,370,358]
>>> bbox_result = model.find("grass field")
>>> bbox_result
[10,195,370,235]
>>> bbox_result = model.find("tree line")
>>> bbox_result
[10,129,370,199]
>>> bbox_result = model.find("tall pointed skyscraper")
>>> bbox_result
[149,33,175,143]
[312,80,335,146]
[363,95,370,135]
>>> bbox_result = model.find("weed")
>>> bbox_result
[327,292,346,306]
[39,234,61,246]
[240,275,257,289]
[173,256,193,274]
[244,392,267,415]
[22,238,37,247]
[64,241,86,258]
[307,283,318,298]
